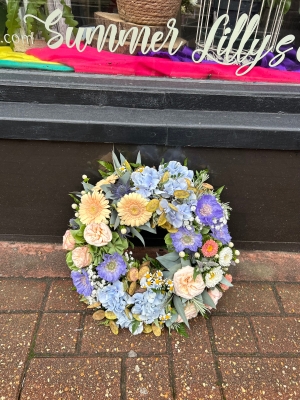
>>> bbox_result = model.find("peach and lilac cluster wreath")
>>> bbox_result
[62,151,240,336]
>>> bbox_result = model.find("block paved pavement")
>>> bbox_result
[1,241,300,399]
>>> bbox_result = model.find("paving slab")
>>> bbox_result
[220,357,300,399]
[216,282,280,314]
[0,314,37,399]
[35,313,81,354]
[81,314,167,354]
[212,316,258,353]
[126,356,172,400]
[276,283,300,313]
[21,357,122,399]
[45,279,86,311]
[251,316,300,353]
[0,278,46,311]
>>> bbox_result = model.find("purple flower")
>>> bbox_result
[211,225,232,245]
[96,253,127,282]
[71,269,93,297]
[196,195,223,226]
[110,181,132,201]
[171,227,202,252]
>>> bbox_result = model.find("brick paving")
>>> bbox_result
[0,242,300,399]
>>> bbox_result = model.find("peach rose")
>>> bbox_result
[84,223,112,247]
[62,229,76,251]
[173,266,205,300]
[176,302,198,323]
[219,274,233,291]
[72,246,92,268]
[205,288,223,310]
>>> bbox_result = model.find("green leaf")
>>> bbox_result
[175,323,188,337]
[193,267,201,280]
[215,186,225,196]
[82,181,94,192]
[69,193,80,204]
[110,209,118,225]
[98,160,114,172]
[220,276,233,287]
[164,233,172,246]
[162,263,182,279]
[131,319,141,334]
[156,252,180,269]
[114,215,120,230]
[130,227,145,246]
[283,0,291,13]
[112,151,121,169]
[6,0,21,50]
[201,227,210,235]
[136,151,141,164]
[181,258,191,267]
[139,223,156,234]
[60,0,78,31]
[173,295,189,328]
[202,290,216,309]
[183,158,188,167]
[119,171,131,185]
[66,251,79,271]
[119,153,126,164]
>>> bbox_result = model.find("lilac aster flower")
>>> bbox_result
[171,227,202,252]
[196,195,224,226]
[96,253,127,282]
[211,225,232,245]
[71,269,93,297]
[110,181,132,200]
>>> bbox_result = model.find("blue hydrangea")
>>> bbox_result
[128,289,167,325]
[131,166,160,198]
[196,194,224,226]
[166,209,184,228]
[71,269,93,297]
[171,226,203,252]
[161,177,188,197]
[97,280,129,315]
[158,161,194,180]
[176,203,193,220]
[115,311,133,329]
[211,225,232,245]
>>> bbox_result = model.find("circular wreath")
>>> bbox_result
[63,151,240,336]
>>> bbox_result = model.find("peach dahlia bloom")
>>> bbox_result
[72,246,92,268]
[173,266,205,300]
[78,191,110,225]
[117,193,152,227]
[84,222,112,247]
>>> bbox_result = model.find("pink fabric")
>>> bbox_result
[27,45,300,84]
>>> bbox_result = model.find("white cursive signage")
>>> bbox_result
[24,10,300,76]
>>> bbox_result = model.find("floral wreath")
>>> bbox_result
[63,152,240,336]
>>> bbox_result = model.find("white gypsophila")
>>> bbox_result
[205,266,223,288]
[189,0,197,5]
[219,247,233,267]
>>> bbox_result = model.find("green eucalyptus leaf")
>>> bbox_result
[110,209,118,225]
[181,258,191,267]
[114,215,120,230]
[173,295,189,328]
[220,276,233,287]
[136,151,141,164]
[139,223,156,234]
[202,290,216,309]
[112,151,121,169]
[201,227,210,234]
[130,227,145,246]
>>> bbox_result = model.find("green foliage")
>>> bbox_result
[69,193,80,204]
[173,322,188,337]
[66,251,79,271]
[70,225,86,244]
[173,295,189,328]
[98,160,114,172]
[60,0,78,30]
[5,0,21,49]
[131,319,141,334]
[106,232,128,254]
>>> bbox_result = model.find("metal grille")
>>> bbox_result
[195,0,287,55]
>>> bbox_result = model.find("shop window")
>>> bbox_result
[0,0,299,82]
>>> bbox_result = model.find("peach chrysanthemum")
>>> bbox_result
[117,193,152,227]
[202,239,218,257]
[78,191,110,224]
[93,174,118,192]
